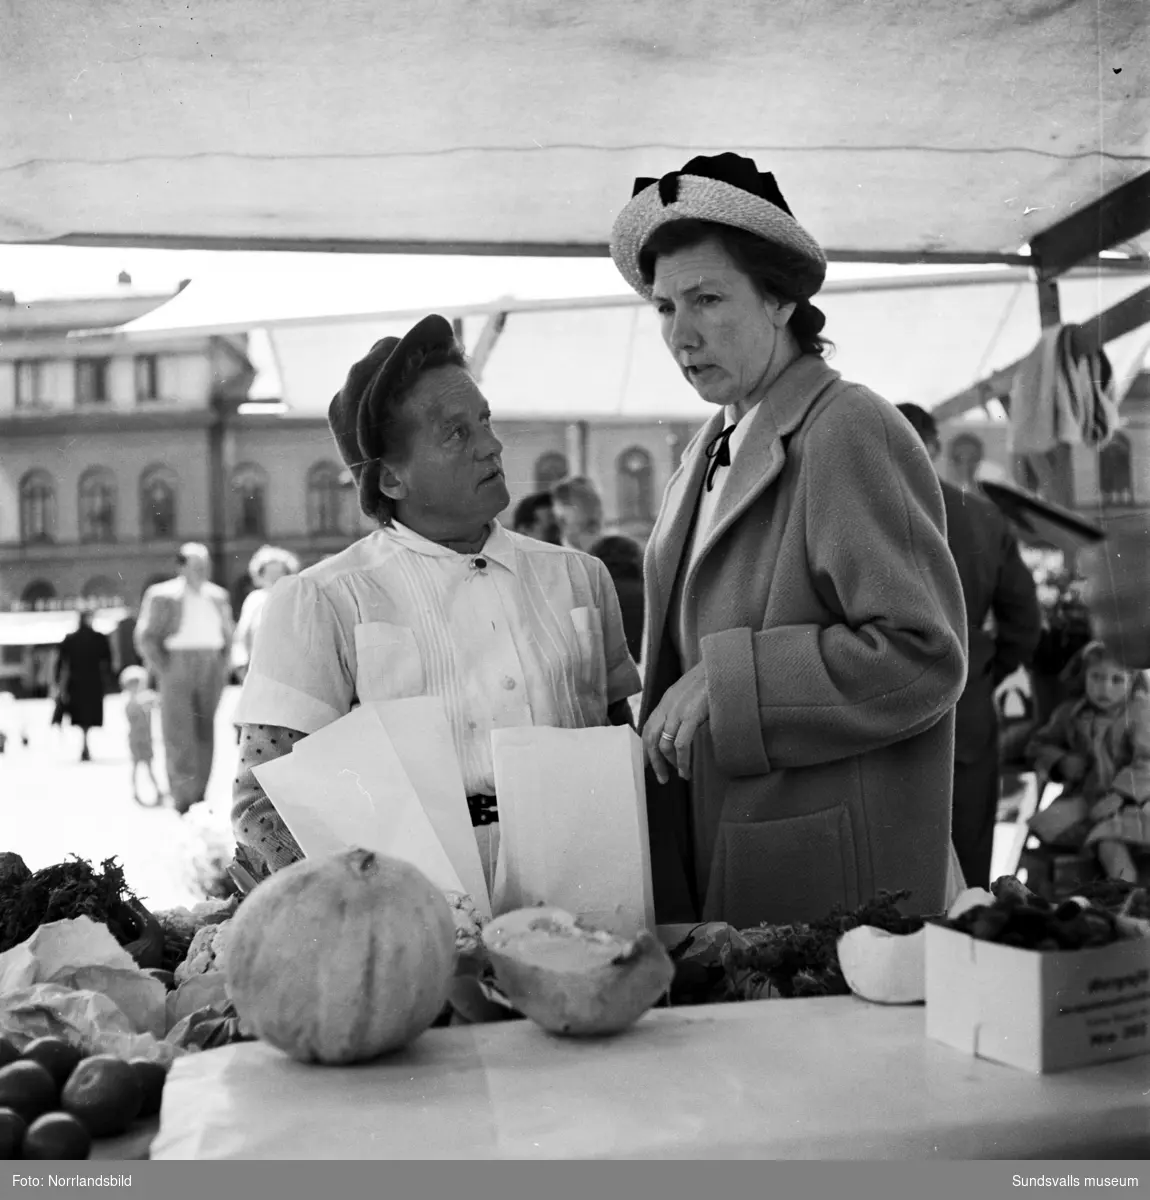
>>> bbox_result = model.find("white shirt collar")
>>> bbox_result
[383,519,518,575]
[718,399,761,465]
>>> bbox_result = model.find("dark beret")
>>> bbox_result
[328,313,458,517]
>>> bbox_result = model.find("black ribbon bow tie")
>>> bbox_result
[704,424,737,492]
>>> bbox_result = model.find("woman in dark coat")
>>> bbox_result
[56,611,112,762]
[608,154,968,927]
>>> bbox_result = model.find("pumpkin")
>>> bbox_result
[224,849,456,1064]
[481,906,674,1036]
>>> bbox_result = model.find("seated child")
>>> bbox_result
[120,666,165,807]
[1026,641,1150,883]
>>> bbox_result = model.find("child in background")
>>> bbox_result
[120,666,165,807]
[1026,641,1150,883]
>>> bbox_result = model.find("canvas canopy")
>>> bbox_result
[112,266,1150,417]
[2,0,1147,262]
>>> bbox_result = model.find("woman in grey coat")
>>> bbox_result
[609,153,968,927]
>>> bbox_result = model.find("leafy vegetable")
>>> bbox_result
[0,856,137,954]
[668,892,921,1005]
[167,1002,254,1052]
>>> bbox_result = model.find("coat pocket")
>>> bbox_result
[710,805,859,928]
[353,622,425,703]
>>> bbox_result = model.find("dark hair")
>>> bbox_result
[589,534,643,581]
[895,403,940,450]
[638,219,832,358]
[512,492,554,531]
[1081,641,1147,686]
[363,339,469,524]
[551,476,604,532]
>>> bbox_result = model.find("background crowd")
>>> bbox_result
[31,444,1146,905]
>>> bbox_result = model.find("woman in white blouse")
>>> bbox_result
[230,544,301,681]
[231,315,640,884]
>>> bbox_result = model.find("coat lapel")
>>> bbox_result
[644,411,725,666]
[683,357,842,599]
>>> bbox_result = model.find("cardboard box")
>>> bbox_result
[925,923,1150,1073]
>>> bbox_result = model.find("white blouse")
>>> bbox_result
[234,520,641,796]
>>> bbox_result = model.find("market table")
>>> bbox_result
[124,997,1147,1160]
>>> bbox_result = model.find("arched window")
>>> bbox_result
[140,465,178,541]
[307,461,346,536]
[231,463,267,539]
[1099,433,1134,507]
[616,446,654,523]
[78,467,117,543]
[19,470,56,545]
[534,451,569,494]
[947,434,985,489]
[21,580,57,611]
[81,576,123,608]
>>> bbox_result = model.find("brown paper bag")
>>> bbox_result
[490,725,655,936]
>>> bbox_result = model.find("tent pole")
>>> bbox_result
[1037,278,1061,329]
[469,310,508,382]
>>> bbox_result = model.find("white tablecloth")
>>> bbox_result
[150,997,1150,1160]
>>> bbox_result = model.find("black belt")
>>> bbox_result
[467,794,498,827]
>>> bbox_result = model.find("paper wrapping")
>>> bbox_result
[364,698,490,916]
[252,700,481,905]
[0,917,177,1064]
[147,996,1150,1160]
[492,724,655,935]
[251,702,657,934]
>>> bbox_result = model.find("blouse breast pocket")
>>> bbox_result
[568,606,607,717]
[353,622,425,703]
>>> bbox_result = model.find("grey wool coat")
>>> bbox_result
[640,355,969,928]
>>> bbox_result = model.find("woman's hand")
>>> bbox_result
[642,661,710,785]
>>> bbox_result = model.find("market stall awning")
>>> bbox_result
[2,0,1147,262]
[113,268,1150,417]
[480,272,1150,418]
[0,609,129,649]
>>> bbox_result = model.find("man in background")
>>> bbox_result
[897,404,1042,888]
[135,542,234,815]
[551,475,604,553]
[512,491,561,543]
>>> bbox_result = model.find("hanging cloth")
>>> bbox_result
[1008,325,1119,507]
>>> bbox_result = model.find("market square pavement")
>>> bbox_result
[1,688,241,910]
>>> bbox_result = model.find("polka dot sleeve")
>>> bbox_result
[231,723,307,874]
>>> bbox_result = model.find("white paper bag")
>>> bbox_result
[253,707,466,896]
[252,748,376,863]
[367,698,491,917]
[491,725,655,936]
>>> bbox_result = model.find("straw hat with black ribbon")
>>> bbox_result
[609,152,828,302]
